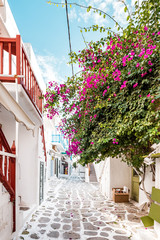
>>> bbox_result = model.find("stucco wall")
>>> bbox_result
[94,157,131,200]
[18,125,39,207]
[0,0,19,38]
[94,159,111,198]
[0,183,13,240]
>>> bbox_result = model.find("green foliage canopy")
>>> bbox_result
[44,0,160,169]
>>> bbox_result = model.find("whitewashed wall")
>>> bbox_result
[110,157,131,199]
[0,0,19,38]
[0,183,13,240]
[94,157,131,200]
[17,125,39,208]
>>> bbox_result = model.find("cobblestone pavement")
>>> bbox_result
[18,178,156,240]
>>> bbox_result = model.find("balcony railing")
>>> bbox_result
[52,134,68,150]
[0,126,16,232]
[0,35,42,116]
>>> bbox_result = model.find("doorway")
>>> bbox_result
[39,162,44,204]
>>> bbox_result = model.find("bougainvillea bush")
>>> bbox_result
[44,0,160,170]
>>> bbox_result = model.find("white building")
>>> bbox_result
[0,1,47,239]
[44,115,72,180]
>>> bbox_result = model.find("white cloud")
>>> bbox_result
[79,7,108,26]
[73,0,136,29]
[112,1,128,27]
[79,9,92,23]
[71,0,118,27]
[85,0,113,5]
[36,55,66,84]
[69,8,77,21]
[93,12,108,26]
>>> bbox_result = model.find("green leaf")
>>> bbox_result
[124,6,127,13]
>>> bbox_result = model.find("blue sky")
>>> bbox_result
[7,0,137,84]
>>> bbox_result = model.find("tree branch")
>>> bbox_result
[47,1,123,30]
[79,26,120,36]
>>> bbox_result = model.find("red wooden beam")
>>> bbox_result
[0,77,16,82]
[11,141,16,232]
[0,138,2,172]
[0,172,15,197]
[0,42,3,74]
[16,35,21,84]
[0,127,12,153]
[8,43,12,75]
[0,37,16,42]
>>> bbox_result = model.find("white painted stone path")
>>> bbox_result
[18,177,157,240]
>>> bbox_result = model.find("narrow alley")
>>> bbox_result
[17,178,154,240]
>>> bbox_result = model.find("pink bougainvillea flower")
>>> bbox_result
[107,86,110,89]
[103,89,107,96]
[128,72,131,75]
[157,31,160,35]
[141,72,147,77]
[151,99,155,103]
[144,26,148,31]
[139,95,142,97]
[93,114,97,118]
[148,61,153,66]
[133,83,138,88]
[91,142,94,145]
[149,69,152,72]
[108,98,110,101]
[144,54,148,59]
[113,138,118,144]
[113,93,117,97]
[136,63,140,67]
[147,93,151,97]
